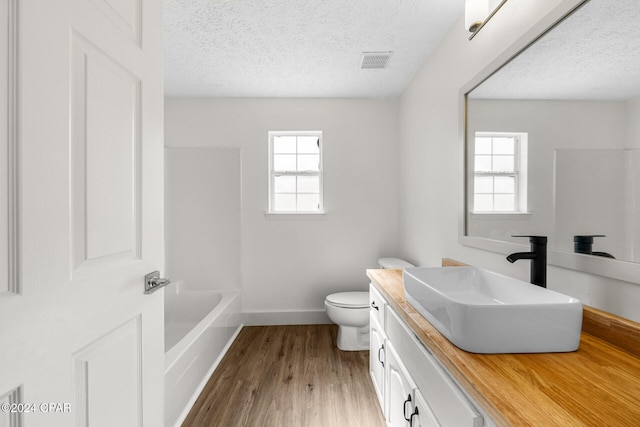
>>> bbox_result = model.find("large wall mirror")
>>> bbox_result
[461,0,640,284]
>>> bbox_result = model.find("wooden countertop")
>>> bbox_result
[367,268,640,427]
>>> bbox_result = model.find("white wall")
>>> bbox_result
[165,147,241,290]
[627,99,640,260]
[554,149,628,258]
[467,99,627,256]
[165,98,399,324]
[397,0,640,322]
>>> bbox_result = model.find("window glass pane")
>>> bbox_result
[297,176,319,193]
[474,176,493,193]
[273,154,296,171]
[493,137,515,154]
[475,155,492,172]
[494,176,515,194]
[494,194,515,211]
[297,194,320,211]
[273,136,296,153]
[274,175,296,193]
[269,131,323,213]
[475,137,492,154]
[298,136,320,154]
[297,154,319,171]
[474,194,493,211]
[274,194,296,211]
[492,155,514,172]
[471,132,526,213]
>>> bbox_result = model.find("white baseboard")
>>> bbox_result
[243,309,332,326]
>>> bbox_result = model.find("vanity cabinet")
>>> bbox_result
[412,389,440,427]
[385,342,417,426]
[369,311,386,407]
[386,307,484,427]
[370,284,486,427]
[369,268,640,425]
[370,283,386,327]
[386,342,441,427]
[369,284,387,410]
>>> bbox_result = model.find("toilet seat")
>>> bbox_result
[325,292,369,308]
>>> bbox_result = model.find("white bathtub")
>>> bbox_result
[164,283,242,427]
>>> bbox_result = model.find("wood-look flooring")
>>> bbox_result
[181,324,386,427]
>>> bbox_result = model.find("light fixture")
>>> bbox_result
[465,0,490,33]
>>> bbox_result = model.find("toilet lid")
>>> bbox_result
[326,292,369,308]
[378,257,414,269]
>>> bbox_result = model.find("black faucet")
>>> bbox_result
[574,235,615,259]
[506,236,547,287]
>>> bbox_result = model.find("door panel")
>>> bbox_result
[88,0,142,45]
[0,0,164,426]
[0,0,18,299]
[73,317,142,427]
[70,32,141,277]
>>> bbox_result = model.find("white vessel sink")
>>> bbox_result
[403,266,583,354]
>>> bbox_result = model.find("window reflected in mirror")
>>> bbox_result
[472,132,528,213]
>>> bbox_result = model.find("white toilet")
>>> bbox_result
[325,257,414,351]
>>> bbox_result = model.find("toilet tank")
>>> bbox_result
[378,257,414,269]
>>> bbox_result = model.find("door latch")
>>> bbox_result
[144,271,171,294]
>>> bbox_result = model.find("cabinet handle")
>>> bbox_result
[409,407,419,427]
[371,301,379,311]
[403,394,412,421]
[378,344,385,367]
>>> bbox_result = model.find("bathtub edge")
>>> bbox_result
[171,323,244,427]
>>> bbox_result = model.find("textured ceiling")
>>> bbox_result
[470,0,640,101]
[164,0,465,98]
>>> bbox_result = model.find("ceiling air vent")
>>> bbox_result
[360,51,392,69]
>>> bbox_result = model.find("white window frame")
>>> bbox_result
[472,131,528,214]
[267,131,324,214]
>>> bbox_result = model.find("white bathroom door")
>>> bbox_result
[0,1,165,427]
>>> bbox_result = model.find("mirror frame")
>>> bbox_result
[458,0,640,285]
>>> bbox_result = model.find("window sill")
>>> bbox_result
[264,211,327,220]
[470,212,531,219]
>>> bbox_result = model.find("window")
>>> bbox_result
[268,131,323,213]
[473,132,528,213]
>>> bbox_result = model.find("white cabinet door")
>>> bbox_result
[370,312,386,409]
[386,343,416,427]
[411,389,440,427]
[369,283,387,327]
[386,307,484,427]
[0,1,164,426]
